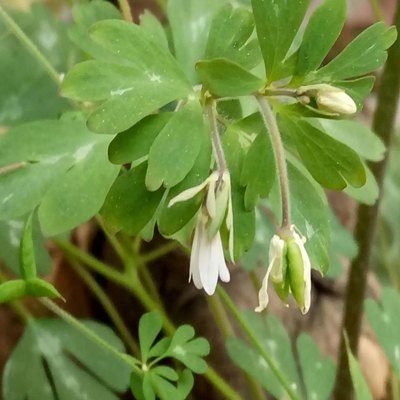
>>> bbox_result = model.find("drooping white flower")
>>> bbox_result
[255,225,312,314]
[169,171,234,295]
[297,84,357,115]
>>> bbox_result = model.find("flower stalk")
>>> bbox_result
[255,93,291,232]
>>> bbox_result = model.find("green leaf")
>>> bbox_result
[167,0,225,83]
[0,214,51,276]
[0,280,27,303]
[19,213,36,280]
[333,76,375,112]
[252,0,309,82]
[344,164,379,205]
[108,113,173,165]
[68,0,123,62]
[240,118,275,210]
[130,373,146,400]
[216,100,243,123]
[196,59,264,97]
[313,22,397,81]
[152,366,179,381]
[140,10,169,50]
[165,326,210,374]
[101,163,165,234]
[0,119,117,233]
[344,333,373,400]
[139,311,163,363]
[269,157,330,273]
[295,0,346,77]
[143,373,156,400]
[3,319,130,400]
[222,125,255,260]
[227,312,302,398]
[204,4,262,70]
[25,279,62,299]
[146,100,205,191]
[176,370,194,400]
[0,3,72,126]
[317,119,385,162]
[297,334,336,400]
[365,288,400,380]
[240,208,275,271]
[149,372,180,400]
[158,127,212,236]
[279,116,366,190]
[148,338,172,360]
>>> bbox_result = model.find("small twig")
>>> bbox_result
[117,0,133,22]
[332,1,400,398]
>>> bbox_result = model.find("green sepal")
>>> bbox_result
[0,280,27,303]
[287,238,305,309]
[274,278,290,304]
[25,279,62,299]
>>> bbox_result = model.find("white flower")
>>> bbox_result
[297,84,357,115]
[169,171,234,295]
[255,225,312,314]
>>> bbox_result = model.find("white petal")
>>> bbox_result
[293,231,312,314]
[198,226,219,296]
[168,178,210,208]
[189,215,203,290]
[226,181,235,262]
[255,257,275,312]
[215,232,230,283]
[269,235,285,283]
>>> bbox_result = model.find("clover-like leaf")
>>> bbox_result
[312,21,397,82]
[0,3,72,126]
[196,59,264,97]
[239,114,275,210]
[222,125,256,260]
[297,334,336,400]
[68,0,123,62]
[365,288,400,380]
[101,163,165,235]
[294,0,346,78]
[0,119,119,236]
[146,99,205,191]
[279,116,366,191]
[139,311,164,363]
[165,326,210,374]
[167,0,225,83]
[344,164,379,205]
[108,113,173,166]
[252,0,309,83]
[227,312,302,399]
[139,10,169,50]
[204,3,262,70]
[2,319,130,400]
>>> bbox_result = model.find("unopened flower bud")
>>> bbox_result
[297,84,357,116]
[255,225,312,314]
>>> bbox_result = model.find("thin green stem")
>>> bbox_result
[0,271,32,321]
[332,1,400,399]
[0,5,60,84]
[206,293,235,338]
[39,297,142,373]
[68,258,141,357]
[206,293,265,400]
[205,368,245,400]
[392,370,400,400]
[369,0,385,22]
[249,270,261,294]
[255,94,291,232]
[153,0,167,12]
[217,285,300,400]
[140,241,179,263]
[117,0,133,22]
[206,101,228,173]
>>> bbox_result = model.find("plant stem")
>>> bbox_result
[369,0,385,22]
[39,297,142,373]
[332,2,400,399]
[255,94,291,232]
[0,5,60,85]
[206,292,235,338]
[217,286,300,400]
[68,258,141,357]
[153,0,167,12]
[206,101,228,174]
[249,270,261,294]
[140,241,179,263]
[117,0,133,22]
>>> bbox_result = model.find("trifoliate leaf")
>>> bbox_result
[139,311,164,363]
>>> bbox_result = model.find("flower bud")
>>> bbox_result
[297,84,357,116]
